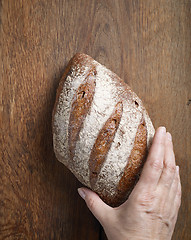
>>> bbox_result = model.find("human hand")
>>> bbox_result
[78,127,181,240]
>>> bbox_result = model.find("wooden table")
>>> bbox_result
[1,0,191,239]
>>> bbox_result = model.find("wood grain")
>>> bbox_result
[0,0,191,239]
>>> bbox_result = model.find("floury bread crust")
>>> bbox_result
[52,53,155,207]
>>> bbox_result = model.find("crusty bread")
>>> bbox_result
[52,53,155,207]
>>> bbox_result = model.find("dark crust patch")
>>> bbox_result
[89,102,123,188]
[68,68,97,160]
[111,117,147,206]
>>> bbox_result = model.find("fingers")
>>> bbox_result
[138,127,166,189]
[169,172,182,237]
[78,187,112,225]
[163,165,181,239]
[168,166,179,204]
[165,166,180,215]
[157,132,176,190]
[174,168,182,209]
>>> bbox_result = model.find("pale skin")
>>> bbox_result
[78,127,182,240]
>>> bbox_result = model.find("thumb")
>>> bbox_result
[78,187,112,225]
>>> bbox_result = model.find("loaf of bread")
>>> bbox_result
[52,53,155,207]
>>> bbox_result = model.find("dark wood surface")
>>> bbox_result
[1,0,191,239]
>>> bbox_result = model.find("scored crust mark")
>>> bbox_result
[112,116,147,206]
[68,68,97,160]
[52,53,89,121]
[89,101,123,188]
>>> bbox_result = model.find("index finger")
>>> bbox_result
[137,126,166,189]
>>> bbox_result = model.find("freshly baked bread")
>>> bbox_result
[52,53,155,207]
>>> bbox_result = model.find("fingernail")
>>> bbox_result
[176,166,179,173]
[166,132,172,141]
[158,126,166,135]
[78,188,86,200]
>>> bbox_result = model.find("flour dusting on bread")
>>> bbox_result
[52,53,155,206]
